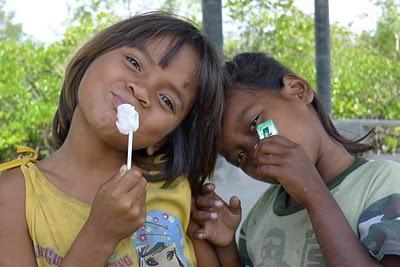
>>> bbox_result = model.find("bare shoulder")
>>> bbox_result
[0,167,26,203]
[0,167,37,266]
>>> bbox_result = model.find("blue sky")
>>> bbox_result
[4,0,381,43]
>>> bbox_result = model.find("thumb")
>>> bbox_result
[103,165,128,186]
[229,196,242,216]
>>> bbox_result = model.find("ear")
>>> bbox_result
[281,74,314,104]
[146,138,168,156]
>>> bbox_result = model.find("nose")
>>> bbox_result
[127,82,150,108]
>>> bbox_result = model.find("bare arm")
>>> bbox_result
[189,218,241,267]
[191,184,243,267]
[254,136,399,266]
[0,169,37,266]
[214,241,242,267]
[191,235,220,267]
[0,165,146,267]
[304,184,383,266]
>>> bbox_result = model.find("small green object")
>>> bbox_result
[256,119,278,140]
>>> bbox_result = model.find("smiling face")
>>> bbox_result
[220,84,319,183]
[76,37,199,151]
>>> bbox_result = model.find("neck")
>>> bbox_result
[315,134,355,185]
[43,106,126,183]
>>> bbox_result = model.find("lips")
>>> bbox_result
[111,92,131,109]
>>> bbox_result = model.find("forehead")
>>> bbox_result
[144,37,200,110]
[220,90,257,152]
[223,89,258,123]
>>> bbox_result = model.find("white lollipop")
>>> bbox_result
[116,104,139,169]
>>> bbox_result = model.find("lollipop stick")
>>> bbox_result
[127,131,133,170]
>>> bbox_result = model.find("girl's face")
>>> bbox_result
[77,37,199,151]
[220,85,318,183]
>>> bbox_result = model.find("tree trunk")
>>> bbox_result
[315,0,332,115]
[201,0,223,54]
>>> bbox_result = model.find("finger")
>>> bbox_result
[228,196,242,215]
[200,183,216,195]
[116,167,144,193]
[191,210,218,223]
[100,165,128,190]
[193,229,207,240]
[257,154,284,166]
[196,195,224,210]
[262,135,297,148]
[125,176,147,201]
[253,141,289,159]
[258,164,281,181]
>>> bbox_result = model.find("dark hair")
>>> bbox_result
[224,52,373,155]
[52,12,224,194]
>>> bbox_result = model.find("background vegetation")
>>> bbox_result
[1,0,399,161]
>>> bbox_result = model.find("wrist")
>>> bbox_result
[302,183,337,214]
[80,222,119,254]
[215,238,237,251]
[301,178,331,208]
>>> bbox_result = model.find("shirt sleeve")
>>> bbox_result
[358,193,400,261]
[238,224,254,267]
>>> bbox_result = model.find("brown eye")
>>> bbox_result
[126,56,141,71]
[237,151,246,167]
[159,94,175,112]
[250,114,260,132]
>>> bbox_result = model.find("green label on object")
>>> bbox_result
[256,119,278,140]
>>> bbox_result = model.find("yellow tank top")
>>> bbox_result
[0,147,196,267]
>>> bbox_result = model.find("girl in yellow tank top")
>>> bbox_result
[0,12,224,267]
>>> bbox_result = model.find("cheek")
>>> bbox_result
[135,116,180,148]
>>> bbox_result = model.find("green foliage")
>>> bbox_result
[373,0,400,59]
[0,0,23,41]
[1,0,399,162]
[224,0,400,120]
[0,0,119,162]
[225,0,316,86]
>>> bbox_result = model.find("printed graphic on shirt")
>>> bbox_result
[35,245,133,266]
[35,245,63,266]
[300,230,323,267]
[255,228,290,267]
[132,210,189,267]
[107,252,133,267]
[358,193,400,260]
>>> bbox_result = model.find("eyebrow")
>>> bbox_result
[136,46,157,66]
[239,102,255,129]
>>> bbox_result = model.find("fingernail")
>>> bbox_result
[120,165,127,172]
[198,233,205,239]
[210,212,218,219]
[215,200,223,207]
[133,169,141,176]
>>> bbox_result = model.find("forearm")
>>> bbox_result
[60,222,117,266]
[215,240,242,267]
[305,186,381,267]
[192,238,220,267]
